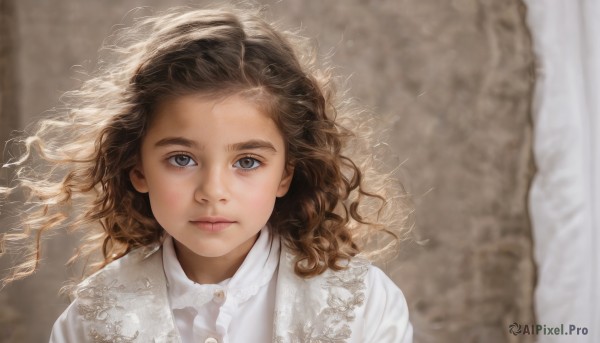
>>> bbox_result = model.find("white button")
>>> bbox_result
[204,338,218,343]
[213,289,226,303]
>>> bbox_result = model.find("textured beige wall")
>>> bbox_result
[0,1,22,341]
[0,1,535,342]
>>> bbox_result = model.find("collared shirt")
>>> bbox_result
[162,226,280,343]
[49,226,413,343]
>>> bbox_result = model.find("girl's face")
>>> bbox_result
[129,93,293,263]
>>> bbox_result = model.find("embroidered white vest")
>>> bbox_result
[73,245,369,343]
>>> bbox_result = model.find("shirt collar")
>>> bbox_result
[162,226,280,310]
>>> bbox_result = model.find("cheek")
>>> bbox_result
[240,176,279,214]
[147,175,190,212]
[164,191,186,206]
[248,192,277,213]
[149,189,186,217]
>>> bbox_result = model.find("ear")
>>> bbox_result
[276,163,295,198]
[129,163,149,193]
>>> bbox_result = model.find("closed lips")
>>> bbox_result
[192,217,235,223]
[190,219,235,232]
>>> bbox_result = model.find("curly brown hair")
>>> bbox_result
[0,4,411,286]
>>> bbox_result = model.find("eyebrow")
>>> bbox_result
[227,139,277,153]
[154,137,198,149]
[154,137,277,153]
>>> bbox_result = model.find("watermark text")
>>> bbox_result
[509,323,589,336]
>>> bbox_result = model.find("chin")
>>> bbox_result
[185,246,226,258]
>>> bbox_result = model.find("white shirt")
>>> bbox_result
[162,226,280,343]
[49,226,413,342]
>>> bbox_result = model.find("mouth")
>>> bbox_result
[190,217,236,232]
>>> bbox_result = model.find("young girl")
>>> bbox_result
[1,5,413,343]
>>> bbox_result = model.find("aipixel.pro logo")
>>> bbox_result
[509,322,589,336]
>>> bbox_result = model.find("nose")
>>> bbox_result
[194,164,229,204]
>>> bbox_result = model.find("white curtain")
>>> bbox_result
[525,1,600,342]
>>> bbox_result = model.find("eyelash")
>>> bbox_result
[166,153,197,168]
[166,153,262,172]
[233,155,262,172]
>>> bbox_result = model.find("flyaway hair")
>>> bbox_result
[0,4,412,288]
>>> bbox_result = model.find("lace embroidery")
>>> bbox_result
[275,259,369,342]
[77,278,126,321]
[76,275,153,342]
[89,321,139,343]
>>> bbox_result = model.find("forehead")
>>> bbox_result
[152,87,277,120]
[144,93,284,149]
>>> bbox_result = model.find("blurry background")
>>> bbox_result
[0,0,556,342]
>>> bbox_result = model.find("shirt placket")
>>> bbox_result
[193,286,235,343]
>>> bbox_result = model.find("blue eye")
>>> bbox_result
[168,154,197,167]
[234,157,261,170]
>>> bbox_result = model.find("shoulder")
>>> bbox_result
[363,264,407,301]
[309,254,413,342]
[297,255,413,343]
[274,247,412,342]
[50,246,173,343]
[361,264,413,343]
[49,301,87,343]
[70,246,163,309]
[82,245,162,285]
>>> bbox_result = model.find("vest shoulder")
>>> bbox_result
[77,245,161,289]
[70,246,177,342]
[274,247,372,342]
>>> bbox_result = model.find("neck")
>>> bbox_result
[173,234,259,284]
